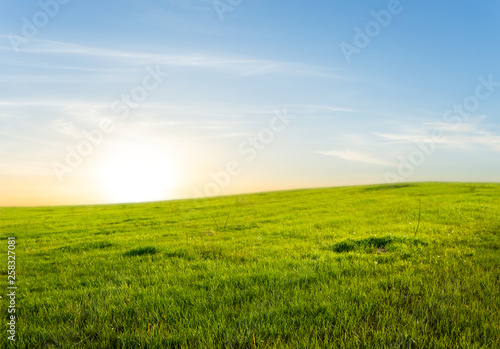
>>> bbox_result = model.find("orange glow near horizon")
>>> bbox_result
[0,176,101,207]
[0,168,384,208]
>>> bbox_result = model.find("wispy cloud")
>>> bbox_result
[319,150,396,167]
[49,119,82,138]
[0,37,342,79]
[376,116,500,152]
[0,131,64,148]
[0,99,108,108]
[376,133,436,145]
[0,111,17,118]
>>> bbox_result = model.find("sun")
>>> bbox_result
[96,146,178,204]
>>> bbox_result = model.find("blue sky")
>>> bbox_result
[0,0,499,206]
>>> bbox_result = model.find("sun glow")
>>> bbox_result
[96,146,178,204]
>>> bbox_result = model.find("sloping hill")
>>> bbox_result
[1,182,499,348]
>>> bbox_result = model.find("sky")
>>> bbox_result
[0,0,499,206]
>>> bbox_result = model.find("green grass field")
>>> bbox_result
[1,182,499,348]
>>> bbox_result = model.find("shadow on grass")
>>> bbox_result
[123,246,159,257]
[59,241,114,253]
[165,248,194,260]
[330,235,427,253]
[362,183,416,192]
[164,246,252,263]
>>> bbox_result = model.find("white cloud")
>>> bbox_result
[0,37,342,79]
[376,133,437,144]
[49,119,82,138]
[319,150,395,167]
[376,115,500,152]
[0,131,63,148]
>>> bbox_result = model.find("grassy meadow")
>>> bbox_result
[1,182,499,348]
